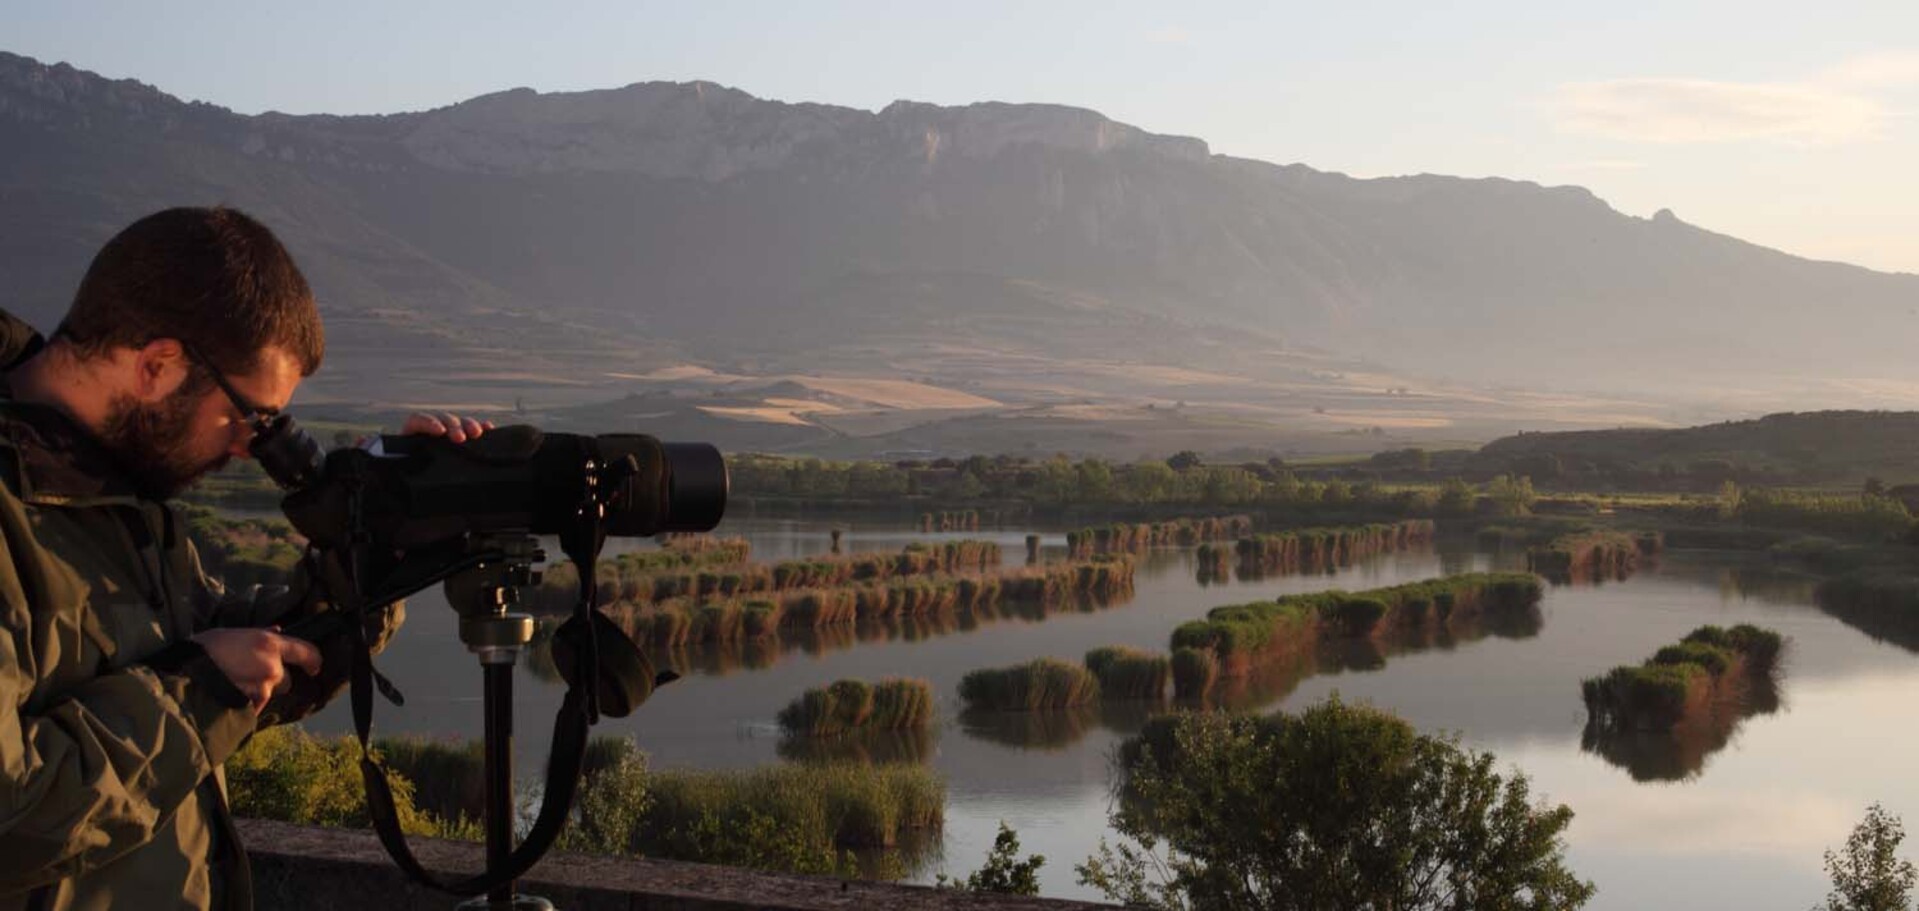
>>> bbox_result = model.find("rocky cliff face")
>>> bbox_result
[393,81,1209,179]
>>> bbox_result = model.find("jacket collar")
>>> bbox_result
[0,311,148,505]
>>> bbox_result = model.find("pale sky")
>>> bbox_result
[13,1,1919,273]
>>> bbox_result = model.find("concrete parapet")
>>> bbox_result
[236,818,1113,910]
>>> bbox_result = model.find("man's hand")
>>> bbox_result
[400,412,495,444]
[191,628,321,714]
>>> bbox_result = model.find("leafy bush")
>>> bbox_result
[941,822,1045,896]
[227,727,445,836]
[1819,804,1918,911]
[1078,698,1593,910]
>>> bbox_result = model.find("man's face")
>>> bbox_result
[102,345,302,499]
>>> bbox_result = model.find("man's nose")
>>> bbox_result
[228,426,254,459]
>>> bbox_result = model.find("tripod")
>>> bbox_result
[445,536,557,911]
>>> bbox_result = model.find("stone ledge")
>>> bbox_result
[236,818,1114,911]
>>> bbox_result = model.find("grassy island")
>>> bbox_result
[1526,529,1661,582]
[1581,624,1783,734]
[1169,573,1543,699]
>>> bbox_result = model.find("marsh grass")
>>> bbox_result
[1525,529,1652,582]
[1067,515,1254,557]
[959,658,1100,710]
[1169,573,1542,698]
[777,678,935,737]
[1581,623,1784,732]
[372,736,486,825]
[532,541,1002,613]
[1232,520,1435,577]
[644,762,944,851]
[1084,645,1172,700]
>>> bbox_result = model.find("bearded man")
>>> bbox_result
[0,206,488,910]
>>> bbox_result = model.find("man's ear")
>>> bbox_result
[130,338,191,403]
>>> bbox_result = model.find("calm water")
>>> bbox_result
[305,519,1919,909]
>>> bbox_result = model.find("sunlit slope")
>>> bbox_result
[4,50,1914,416]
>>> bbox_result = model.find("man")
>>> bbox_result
[0,207,488,910]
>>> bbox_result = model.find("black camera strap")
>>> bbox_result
[331,450,619,898]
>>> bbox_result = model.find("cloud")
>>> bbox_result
[1819,51,1919,89]
[1144,27,1194,45]
[1554,159,1647,171]
[1553,78,1885,145]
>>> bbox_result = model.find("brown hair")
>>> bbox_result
[57,206,324,377]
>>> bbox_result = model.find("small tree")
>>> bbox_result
[1078,697,1593,911]
[1484,474,1538,517]
[1167,450,1204,472]
[942,822,1045,895]
[1820,804,1917,911]
[1437,477,1476,516]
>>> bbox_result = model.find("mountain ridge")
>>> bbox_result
[4,50,1917,458]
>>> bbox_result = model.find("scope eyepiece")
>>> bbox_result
[251,414,327,491]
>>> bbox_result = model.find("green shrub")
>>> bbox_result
[228,727,444,837]
[1080,699,1593,910]
[942,822,1045,896]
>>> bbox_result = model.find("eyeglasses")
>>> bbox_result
[180,342,280,434]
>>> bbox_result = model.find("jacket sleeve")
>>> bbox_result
[0,539,257,891]
[188,543,406,728]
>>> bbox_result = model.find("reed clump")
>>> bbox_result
[959,658,1101,711]
[614,535,753,574]
[1085,645,1173,700]
[1067,515,1254,557]
[777,678,935,737]
[1232,520,1435,575]
[921,510,982,532]
[1580,624,1784,733]
[533,540,1001,613]
[1526,530,1655,582]
[1169,573,1542,698]
[1170,648,1220,700]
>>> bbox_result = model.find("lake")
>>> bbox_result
[303,518,1919,909]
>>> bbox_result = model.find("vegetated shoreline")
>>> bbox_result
[228,727,944,879]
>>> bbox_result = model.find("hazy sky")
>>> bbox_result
[13,1,1919,273]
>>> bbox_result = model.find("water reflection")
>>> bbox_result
[1580,672,1786,782]
[777,728,939,765]
[307,520,1919,910]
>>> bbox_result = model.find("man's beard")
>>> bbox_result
[101,389,229,500]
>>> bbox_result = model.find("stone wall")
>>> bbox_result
[236,818,1114,911]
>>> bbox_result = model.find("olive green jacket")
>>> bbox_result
[0,314,354,911]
